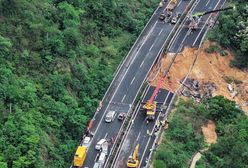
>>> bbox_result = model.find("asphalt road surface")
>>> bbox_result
[78,1,191,168]
[112,86,173,168]
[169,0,226,52]
[112,0,227,167]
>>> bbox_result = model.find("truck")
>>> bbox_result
[165,0,177,11]
[73,146,87,167]
[93,141,109,168]
[73,136,91,167]
[159,0,177,22]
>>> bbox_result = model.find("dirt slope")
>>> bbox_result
[148,41,248,114]
[201,120,217,144]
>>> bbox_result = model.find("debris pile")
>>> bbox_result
[179,78,217,102]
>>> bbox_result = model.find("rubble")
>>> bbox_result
[179,78,217,102]
[148,41,248,114]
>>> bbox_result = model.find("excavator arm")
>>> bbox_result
[127,144,140,168]
[192,6,234,18]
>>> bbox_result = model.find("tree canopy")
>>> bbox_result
[0,0,158,167]
[209,0,248,68]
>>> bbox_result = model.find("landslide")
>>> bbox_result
[148,41,248,114]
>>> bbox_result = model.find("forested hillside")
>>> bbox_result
[0,0,158,167]
[154,96,247,168]
[209,0,248,68]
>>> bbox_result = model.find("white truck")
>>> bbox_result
[93,141,109,168]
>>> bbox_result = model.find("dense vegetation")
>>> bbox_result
[0,0,158,167]
[153,96,247,168]
[209,0,248,68]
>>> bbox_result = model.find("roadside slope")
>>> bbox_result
[148,41,248,114]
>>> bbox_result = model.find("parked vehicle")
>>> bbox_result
[82,136,91,147]
[105,110,116,123]
[95,139,106,150]
[171,13,181,24]
[118,113,126,121]
[73,146,87,167]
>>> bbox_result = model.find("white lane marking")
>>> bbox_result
[206,0,211,6]
[138,112,162,168]
[140,60,145,68]
[109,0,193,165]
[164,91,171,106]
[91,0,161,136]
[129,20,158,67]
[168,0,202,50]
[121,94,126,103]
[158,29,163,36]
[92,17,157,136]
[104,133,108,139]
[112,86,151,168]
[136,132,141,141]
[193,0,223,46]
[130,77,136,85]
[113,113,117,121]
[149,43,155,51]
[178,0,182,7]
[94,153,99,162]
[138,92,171,168]
[178,28,191,52]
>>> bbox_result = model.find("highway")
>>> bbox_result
[169,0,226,52]
[111,0,227,167]
[79,0,191,167]
[112,86,173,168]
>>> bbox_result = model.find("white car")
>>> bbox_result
[82,136,91,147]
[95,139,106,150]
[105,110,116,123]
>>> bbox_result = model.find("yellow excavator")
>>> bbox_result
[127,144,140,168]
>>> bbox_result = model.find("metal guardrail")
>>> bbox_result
[108,85,149,168]
[143,0,202,166]
[107,0,200,167]
[103,5,162,168]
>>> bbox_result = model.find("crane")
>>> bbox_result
[188,6,234,30]
[127,144,140,168]
[143,75,166,121]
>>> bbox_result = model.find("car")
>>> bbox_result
[95,139,106,150]
[82,136,91,147]
[159,13,166,21]
[117,113,126,121]
[171,13,181,24]
[105,110,116,123]
[93,162,101,168]
[98,152,106,164]
[171,17,177,24]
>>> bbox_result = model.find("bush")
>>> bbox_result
[205,44,220,53]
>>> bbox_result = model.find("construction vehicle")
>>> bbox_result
[143,76,166,120]
[73,146,87,167]
[166,0,177,11]
[159,0,177,22]
[127,144,140,168]
[188,6,234,30]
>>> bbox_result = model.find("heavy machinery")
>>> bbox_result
[143,76,166,120]
[188,6,234,30]
[166,0,177,11]
[73,146,87,167]
[127,144,140,168]
[159,0,177,22]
